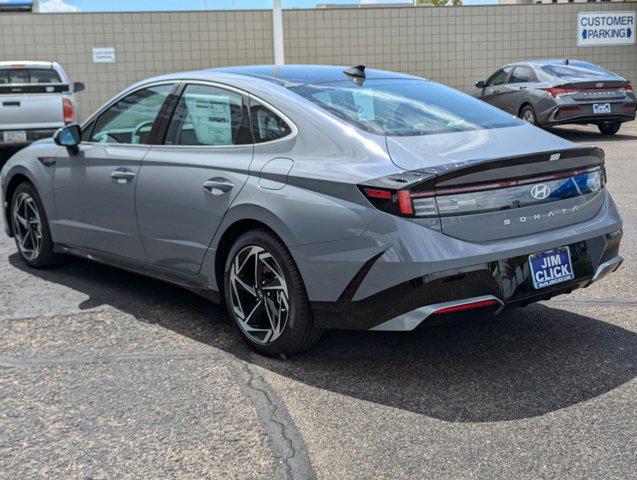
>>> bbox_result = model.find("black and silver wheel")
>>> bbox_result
[598,122,621,135]
[10,182,59,268]
[520,105,537,126]
[224,229,322,356]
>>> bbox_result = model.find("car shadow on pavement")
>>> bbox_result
[10,253,637,423]
[547,126,637,142]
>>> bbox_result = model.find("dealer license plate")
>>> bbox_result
[593,103,611,114]
[528,246,574,290]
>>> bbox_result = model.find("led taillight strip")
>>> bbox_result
[411,166,602,198]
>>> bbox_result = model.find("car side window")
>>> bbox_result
[510,66,536,84]
[249,100,292,143]
[80,121,95,142]
[164,84,251,146]
[486,67,512,87]
[89,84,173,144]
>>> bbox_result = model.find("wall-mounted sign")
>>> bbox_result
[578,12,635,47]
[92,47,116,63]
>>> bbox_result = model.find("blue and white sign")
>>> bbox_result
[578,12,635,47]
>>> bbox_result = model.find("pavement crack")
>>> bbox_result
[229,359,315,480]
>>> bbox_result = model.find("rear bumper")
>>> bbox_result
[310,229,623,330]
[0,128,58,148]
[543,102,636,126]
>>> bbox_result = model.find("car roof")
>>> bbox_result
[187,64,423,86]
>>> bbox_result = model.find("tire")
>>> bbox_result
[519,105,538,126]
[223,229,323,356]
[10,182,60,269]
[598,122,621,135]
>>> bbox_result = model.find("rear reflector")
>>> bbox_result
[63,98,73,123]
[434,299,499,314]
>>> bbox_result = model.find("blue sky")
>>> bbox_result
[38,0,496,13]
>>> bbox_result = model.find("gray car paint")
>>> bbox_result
[471,60,636,127]
[0,66,624,329]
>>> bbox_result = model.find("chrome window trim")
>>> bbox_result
[80,79,298,149]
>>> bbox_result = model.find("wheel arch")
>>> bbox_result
[3,170,36,237]
[208,204,298,298]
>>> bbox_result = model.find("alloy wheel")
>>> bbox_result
[229,245,290,344]
[521,108,536,125]
[12,192,43,262]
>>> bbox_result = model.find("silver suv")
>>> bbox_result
[0,61,85,149]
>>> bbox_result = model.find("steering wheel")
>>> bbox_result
[131,120,155,144]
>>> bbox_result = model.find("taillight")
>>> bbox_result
[63,98,73,123]
[359,166,604,219]
[546,87,576,98]
[360,187,416,217]
[619,85,633,91]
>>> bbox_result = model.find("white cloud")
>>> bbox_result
[38,0,81,13]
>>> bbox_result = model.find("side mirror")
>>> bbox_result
[475,80,486,89]
[54,124,81,154]
[73,82,85,93]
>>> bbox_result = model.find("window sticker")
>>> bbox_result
[184,93,232,145]
[352,90,375,121]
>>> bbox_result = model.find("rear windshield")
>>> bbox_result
[541,62,617,80]
[0,68,62,85]
[289,79,521,136]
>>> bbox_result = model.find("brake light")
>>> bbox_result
[63,98,73,123]
[546,87,576,98]
[397,190,414,215]
[619,85,633,91]
[360,187,416,217]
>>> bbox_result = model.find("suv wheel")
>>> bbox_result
[598,122,621,135]
[223,229,322,356]
[10,182,60,268]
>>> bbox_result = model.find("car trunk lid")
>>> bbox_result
[384,125,606,241]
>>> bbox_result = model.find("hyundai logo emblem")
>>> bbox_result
[531,184,551,200]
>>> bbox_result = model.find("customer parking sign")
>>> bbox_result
[578,12,635,47]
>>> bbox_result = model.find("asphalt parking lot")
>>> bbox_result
[1,123,635,479]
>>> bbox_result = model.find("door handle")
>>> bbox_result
[110,168,136,184]
[203,178,234,195]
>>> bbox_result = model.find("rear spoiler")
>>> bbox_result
[423,147,604,190]
[359,147,604,195]
[555,80,630,89]
[0,84,70,94]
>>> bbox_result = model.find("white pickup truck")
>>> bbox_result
[0,61,84,149]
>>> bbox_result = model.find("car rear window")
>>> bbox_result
[289,79,521,136]
[0,68,62,85]
[541,62,617,80]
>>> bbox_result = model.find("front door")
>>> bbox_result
[51,83,174,261]
[136,83,254,274]
[481,67,513,110]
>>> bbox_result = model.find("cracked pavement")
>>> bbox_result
[1,123,636,479]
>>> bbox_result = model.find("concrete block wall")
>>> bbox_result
[0,3,635,120]
[284,3,637,92]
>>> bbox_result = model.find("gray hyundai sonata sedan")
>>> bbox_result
[0,65,624,356]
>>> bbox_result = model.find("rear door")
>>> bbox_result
[51,83,174,261]
[481,67,513,110]
[136,83,254,274]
